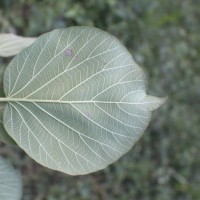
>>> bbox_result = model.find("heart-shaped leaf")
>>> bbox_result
[0,156,22,200]
[2,27,166,175]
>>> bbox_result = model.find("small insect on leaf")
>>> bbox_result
[64,49,73,57]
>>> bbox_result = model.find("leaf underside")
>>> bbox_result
[0,106,16,145]
[0,156,22,200]
[0,66,16,145]
[3,27,166,175]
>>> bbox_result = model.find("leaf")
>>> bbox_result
[0,33,36,57]
[0,105,16,145]
[2,27,166,175]
[0,156,22,200]
[0,64,16,145]
[0,63,6,97]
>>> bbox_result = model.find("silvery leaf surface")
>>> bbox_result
[0,105,15,145]
[2,27,166,175]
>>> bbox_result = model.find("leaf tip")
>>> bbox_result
[148,96,168,111]
[142,95,167,111]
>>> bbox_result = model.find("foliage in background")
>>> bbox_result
[0,33,35,57]
[0,156,22,200]
[0,0,199,199]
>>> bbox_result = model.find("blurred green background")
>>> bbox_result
[0,0,199,199]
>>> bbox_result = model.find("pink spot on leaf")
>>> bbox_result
[64,49,73,57]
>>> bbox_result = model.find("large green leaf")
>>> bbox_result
[1,27,166,175]
[0,156,22,200]
[0,34,36,57]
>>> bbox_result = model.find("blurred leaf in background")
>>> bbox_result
[0,0,200,199]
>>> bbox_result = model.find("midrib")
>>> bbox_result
[0,97,146,105]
